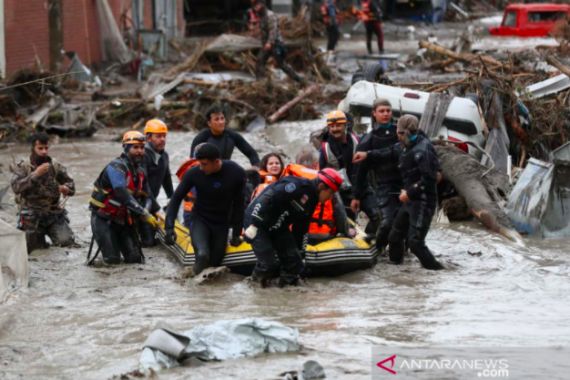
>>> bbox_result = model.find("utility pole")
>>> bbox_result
[48,0,63,72]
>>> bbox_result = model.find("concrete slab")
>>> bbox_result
[0,218,28,303]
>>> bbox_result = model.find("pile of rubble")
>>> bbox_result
[413,29,570,163]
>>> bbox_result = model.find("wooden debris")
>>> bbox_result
[268,84,319,124]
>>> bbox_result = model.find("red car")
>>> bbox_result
[489,3,570,37]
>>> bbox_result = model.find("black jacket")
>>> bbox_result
[399,134,439,203]
[245,176,318,249]
[143,143,173,208]
[354,123,402,199]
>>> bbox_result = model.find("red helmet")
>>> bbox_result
[318,168,343,192]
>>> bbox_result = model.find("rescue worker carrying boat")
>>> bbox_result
[140,118,173,247]
[89,131,157,265]
[388,115,444,270]
[190,105,260,166]
[10,132,76,252]
[243,167,343,286]
[165,143,246,276]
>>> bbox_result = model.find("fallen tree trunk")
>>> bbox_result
[419,40,504,68]
[435,145,524,245]
[268,84,319,123]
[545,55,570,78]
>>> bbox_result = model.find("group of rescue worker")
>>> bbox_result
[10,96,443,288]
[321,0,384,55]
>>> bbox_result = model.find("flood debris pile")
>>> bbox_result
[0,69,103,142]
[415,39,570,164]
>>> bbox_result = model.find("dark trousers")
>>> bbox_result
[256,45,302,83]
[91,213,143,264]
[360,190,381,235]
[375,188,401,251]
[365,21,384,54]
[250,227,304,285]
[326,24,340,51]
[387,201,444,270]
[189,215,229,275]
[138,221,156,247]
[19,211,74,253]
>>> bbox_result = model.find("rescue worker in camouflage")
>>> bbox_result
[89,131,157,265]
[10,132,76,253]
[254,0,304,83]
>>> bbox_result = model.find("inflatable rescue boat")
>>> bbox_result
[156,217,378,277]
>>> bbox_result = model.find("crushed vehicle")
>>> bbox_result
[337,80,486,157]
[489,3,570,38]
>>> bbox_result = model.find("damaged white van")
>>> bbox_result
[337,81,486,157]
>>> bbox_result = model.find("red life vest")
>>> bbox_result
[247,8,260,32]
[320,2,339,26]
[360,0,377,22]
[177,159,200,213]
[90,168,144,224]
[308,199,336,236]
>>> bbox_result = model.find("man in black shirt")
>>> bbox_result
[352,98,402,252]
[190,105,260,167]
[140,119,174,247]
[165,143,246,275]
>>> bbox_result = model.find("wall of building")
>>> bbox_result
[3,0,183,77]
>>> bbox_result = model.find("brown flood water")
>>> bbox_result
[1,124,569,380]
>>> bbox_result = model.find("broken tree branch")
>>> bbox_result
[268,84,319,124]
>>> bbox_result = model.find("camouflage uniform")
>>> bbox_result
[10,156,76,252]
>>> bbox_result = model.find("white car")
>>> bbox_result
[337,81,486,157]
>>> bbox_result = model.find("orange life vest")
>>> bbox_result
[308,199,336,236]
[281,163,337,236]
[281,163,318,179]
[176,159,200,212]
[251,170,280,201]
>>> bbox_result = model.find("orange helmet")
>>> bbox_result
[326,110,347,126]
[318,168,343,192]
[143,119,168,135]
[122,131,146,145]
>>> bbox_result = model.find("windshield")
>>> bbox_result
[503,11,517,27]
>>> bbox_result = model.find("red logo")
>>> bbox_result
[377,354,397,375]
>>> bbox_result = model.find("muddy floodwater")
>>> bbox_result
[1,123,569,380]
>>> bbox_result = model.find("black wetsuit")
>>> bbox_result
[166,160,246,274]
[244,176,318,285]
[388,134,444,270]
[190,129,260,166]
[355,122,402,250]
